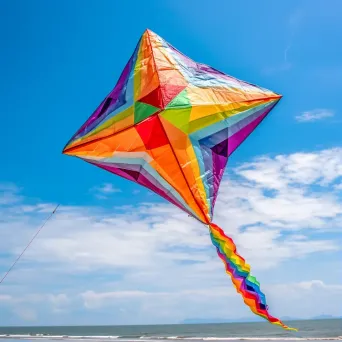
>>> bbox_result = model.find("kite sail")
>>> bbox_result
[62,29,296,331]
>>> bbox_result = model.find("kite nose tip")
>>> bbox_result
[144,28,156,36]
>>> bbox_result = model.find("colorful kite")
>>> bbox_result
[62,29,296,331]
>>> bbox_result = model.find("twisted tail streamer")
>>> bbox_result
[209,223,298,331]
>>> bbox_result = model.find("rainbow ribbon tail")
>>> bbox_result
[209,222,298,331]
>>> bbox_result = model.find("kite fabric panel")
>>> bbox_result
[63,29,297,331]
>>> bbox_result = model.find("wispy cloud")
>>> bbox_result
[295,109,335,122]
[262,9,303,75]
[90,183,122,199]
[334,183,342,190]
[12,307,37,322]
[0,183,23,205]
[288,8,303,32]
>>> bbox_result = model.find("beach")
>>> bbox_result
[0,319,341,341]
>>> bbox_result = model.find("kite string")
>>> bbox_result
[0,204,60,285]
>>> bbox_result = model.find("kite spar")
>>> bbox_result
[62,29,297,331]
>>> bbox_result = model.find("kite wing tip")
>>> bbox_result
[61,145,69,155]
[62,143,74,156]
[272,93,282,100]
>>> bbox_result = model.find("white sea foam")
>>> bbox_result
[0,335,341,341]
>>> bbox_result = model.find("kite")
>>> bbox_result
[62,29,297,331]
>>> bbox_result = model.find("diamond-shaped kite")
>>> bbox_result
[63,29,296,331]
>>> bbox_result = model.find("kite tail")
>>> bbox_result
[208,222,298,331]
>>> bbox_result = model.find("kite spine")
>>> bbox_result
[208,222,298,331]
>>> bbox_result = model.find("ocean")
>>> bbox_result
[0,319,341,342]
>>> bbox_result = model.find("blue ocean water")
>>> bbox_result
[0,319,341,341]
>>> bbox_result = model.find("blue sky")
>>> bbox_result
[0,0,342,326]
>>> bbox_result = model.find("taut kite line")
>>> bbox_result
[62,29,297,331]
[0,205,59,285]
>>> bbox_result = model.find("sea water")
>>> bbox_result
[0,319,341,341]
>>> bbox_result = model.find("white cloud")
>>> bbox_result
[296,280,342,291]
[12,307,37,322]
[0,183,23,205]
[81,287,236,312]
[0,292,70,322]
[334,183,342,190]
[295,109,334,122]
[90,183,122,199]
[0,147,342,324]
[97,183,121,194]
[80,279,342,322]
[236,148,342,191]
[47,293,69,308]
[0,294,12,302]
[236,227,337,269]
[0,292,69,306]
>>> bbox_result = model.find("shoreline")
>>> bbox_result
[1,336,342,341]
